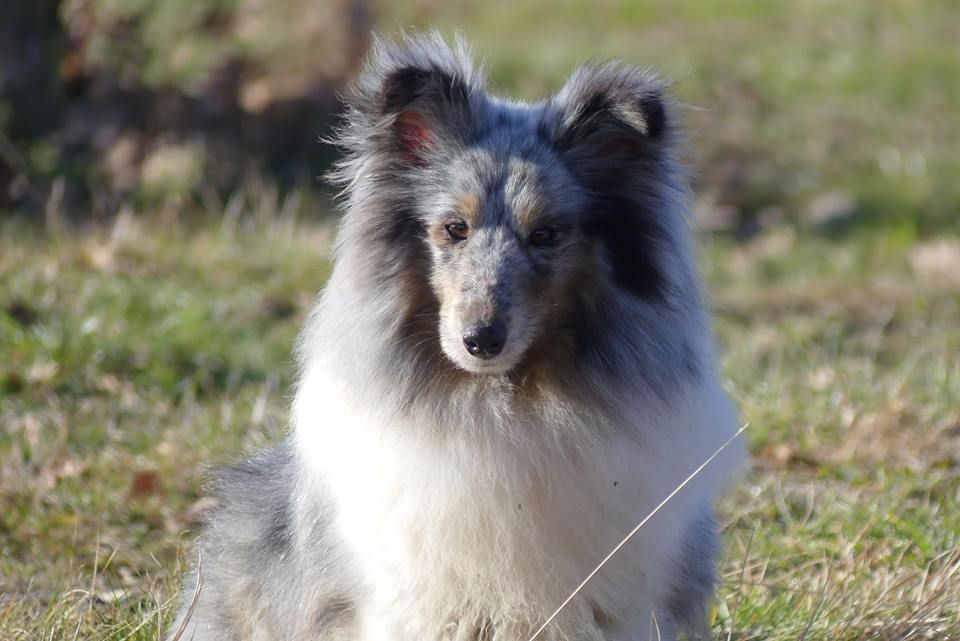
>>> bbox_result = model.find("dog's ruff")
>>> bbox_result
[169,31,744,641]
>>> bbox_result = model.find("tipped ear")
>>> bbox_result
[550,62,670,167]
[378,64,473,166]
[334,33,481,171]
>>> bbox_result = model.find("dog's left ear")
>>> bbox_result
[546,64,676,301]
[549,62,670,173]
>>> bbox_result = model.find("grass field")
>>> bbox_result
[2,1,959,639]
[3,213,958,640]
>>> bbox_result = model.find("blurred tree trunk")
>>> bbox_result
[1,0,66,209]
[0,0,66,139]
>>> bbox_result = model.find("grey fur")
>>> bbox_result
[169,32,742,641]
[666,508,720,640]
[168,444,358,640]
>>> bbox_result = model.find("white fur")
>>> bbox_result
[292,349,742,641]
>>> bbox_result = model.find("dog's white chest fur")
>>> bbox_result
[293,364,740,641]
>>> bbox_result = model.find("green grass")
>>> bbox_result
[3,0,960,638]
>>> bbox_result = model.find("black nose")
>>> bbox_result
[462,320,507,359]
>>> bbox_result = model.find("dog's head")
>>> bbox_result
[331,33,689,376]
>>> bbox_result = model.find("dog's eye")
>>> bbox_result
[445,220,469,242]
[528,227,558,247]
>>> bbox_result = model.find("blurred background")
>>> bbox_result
[1,1,958,639]
[3,0,957,232]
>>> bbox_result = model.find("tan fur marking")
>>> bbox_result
[453,192,480,224]
[514,205,544,230]
[508,161,548,230]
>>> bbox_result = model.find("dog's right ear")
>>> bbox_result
[378,64,473,167]
[341,33,479,168]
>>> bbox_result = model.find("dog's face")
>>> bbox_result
[336,36,678,376]
[424,150,588,373]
